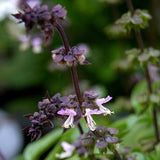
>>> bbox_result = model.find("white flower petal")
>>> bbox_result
[63,114,74,128]
[99,105,114,116]
[61,142,75,152]
[56,151,72,159]
[56,142,75,159]
[86,114,96,131]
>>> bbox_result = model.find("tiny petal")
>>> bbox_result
[95,95,113,116]
[58,109,76,128]
[85,109,102,115]
[86,114,96,131]
[78,55,85,64]
[54,55,64,63]
[62,142,75,152]
[64,55,75,62]
[63,114,74,128]
[56,142,75,159]
[85,109,100,131]
[57,109,76,116]
[98,105,114,116]
[96,96,112,106]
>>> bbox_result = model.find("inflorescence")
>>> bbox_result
[24,91,114,141]
[13,1,119,159]
[56,127,120,159]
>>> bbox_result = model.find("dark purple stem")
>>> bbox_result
[55,22,83,106]
[55,22,84,134]
[126,0,160,143]
[54,23,70,52]
[114,149,122,160]
[70,66,83,104]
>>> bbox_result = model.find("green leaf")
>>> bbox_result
[13,155,25,160]
[24,128,63,160]
[66,155,81,160]
[129,152,146,160]
[131,80,148,113]
[121,115,154,149]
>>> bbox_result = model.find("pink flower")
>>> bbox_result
[95,96,114,116]
[56,142,75,159]
[84,109,102,131]
[58,109,76,128]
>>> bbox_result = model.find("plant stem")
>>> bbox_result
[148,0,159,47]
[126,0,160,143]
[54,23,70,52]
[55,22,84,134]
[114,149,122,160]
[55,23,83,106]
[153,107,160,143]
[70,66,83,104]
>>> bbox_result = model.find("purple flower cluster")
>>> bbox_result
[51,46,90,66]
[58,91,113,131]
[57,126,120,159]
[24,91,113,141]
[24,93,64,141]
[12,3,66,40]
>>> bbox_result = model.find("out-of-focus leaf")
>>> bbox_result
[24,128,63,160]
[104,24,127,39]
[13,155,25,160]
[121,115,154,149]
[128,152,146,160]
[131,80,148,113]
[66,154,80,160]
[0,51,48,89]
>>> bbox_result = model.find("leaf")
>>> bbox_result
[121,115,154,149]
[131,80,148,113]
[65,155,80,160]
[13,155,25,160]
[129,152,146,160]
[24,128,63,160]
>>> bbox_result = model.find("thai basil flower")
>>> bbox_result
[51,4,67,20]
[12,3,66,40]
[51,46,90,66]
[95,95,114,115]
[84,108,103,131]
[58,109,77,128]
[56,142,75,159]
